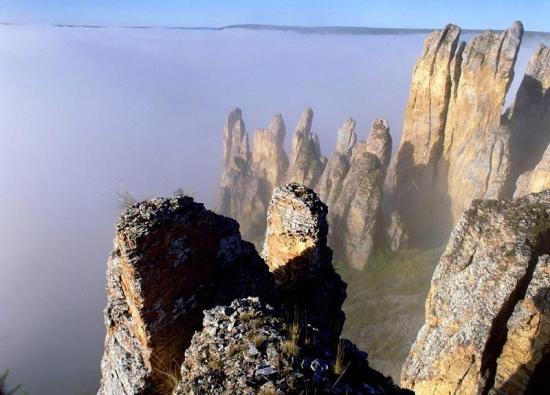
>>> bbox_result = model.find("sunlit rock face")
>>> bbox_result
[286,107,327,188]
[98,196,273,394]
[262,183,346,343]
[331,119,392,269]
[401,191,550,394]
[390,22,524,248]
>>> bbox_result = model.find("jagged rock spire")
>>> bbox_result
[389,22,524,248]
[286,107,327,188]
[251,114,289,192]
[332,119,392,269]
[317,117,357,208]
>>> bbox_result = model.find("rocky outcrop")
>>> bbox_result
[401,191,550,394]
[218,109,267,244]
[251,114,289,196]
[390,24,462,247]
[390,22,524,247]
[331,120,392,269]
[443,22,523,219]
[507,44,550,194]
[98,196,274,394]
[286,108,327,187]
[174,297,409,395]
[99,188,410,394]
[317,117,357,209]
[262,183,346,342]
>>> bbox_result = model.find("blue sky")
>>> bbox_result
[1,0,549,31]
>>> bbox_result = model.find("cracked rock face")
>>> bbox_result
[98,196,273,394]
[262,183,346,343]
[401,190,550,394]
[390,22,524,248]
[331,120,392,269]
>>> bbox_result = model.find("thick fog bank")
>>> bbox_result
[0,25,547,394]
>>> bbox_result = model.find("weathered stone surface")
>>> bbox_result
[174,297,410,395]
[401,191,550,394]
[443,22,523,222]
[331,120,392,269]
[286,108,327,188]
[317,117,357,208]
[98,196,273,394]
[390,23,523,248]
[262,183,346,342]
[390,24,462,247]
[490,255,550,394]
[218,108,267,244]
[507,44,550,194]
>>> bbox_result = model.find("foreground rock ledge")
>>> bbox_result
[401,190,550,394]
[98,196,273,394]
[174,297,410,395]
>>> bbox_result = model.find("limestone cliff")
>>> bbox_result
[331,119,392,269]
[390,24,462,247]
[390,22,524,247]
[218,109,267,244]
[286,107,327,187]
[317,117,357,209]
[251,114,289,196]
[98,196,274,394]
[99,188,406,394]
[401,191,550,394]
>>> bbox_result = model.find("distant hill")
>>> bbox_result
[2,22,549,37]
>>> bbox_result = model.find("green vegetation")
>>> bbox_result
[336,247,443,381]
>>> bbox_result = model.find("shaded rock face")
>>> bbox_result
[251,114,289,196]
[391,22,524,248]
[507,44,550,194]
[262,183,347,342]
[286,107,327,187]
[401,191,550,394]
[331,120,392,269]
[218,109,267,245]
[174,297,410,395]
[316,117,357,209]
[98,196,274,394]
[514,142,550,198]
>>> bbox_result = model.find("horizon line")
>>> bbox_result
[1,22,549,35]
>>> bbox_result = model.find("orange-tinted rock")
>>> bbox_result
[262,183,346,341]
[98,196,273,394]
